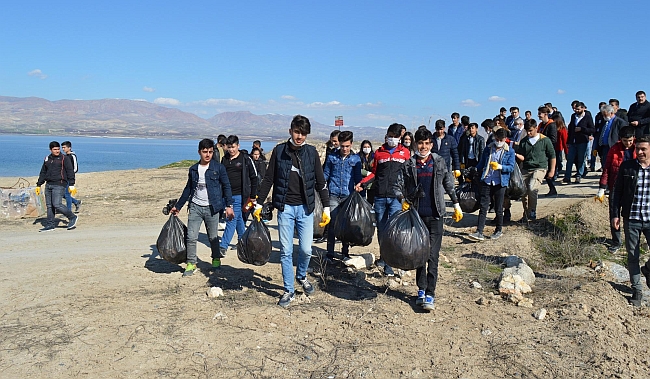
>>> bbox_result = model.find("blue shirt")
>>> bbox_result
[483,148,504,185]
[601,116,616,146]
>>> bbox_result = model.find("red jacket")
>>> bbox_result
[555,128,568,154]
[599,141,636,190]
[360,143,410,198]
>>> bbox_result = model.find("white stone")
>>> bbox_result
[207,287,224,298]
[534,308,547,320]
[472,281,483,289]
[344,256,370,270]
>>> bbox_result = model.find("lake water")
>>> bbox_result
[0,135,280,177]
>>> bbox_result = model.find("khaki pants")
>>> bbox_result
[521,168,547,217]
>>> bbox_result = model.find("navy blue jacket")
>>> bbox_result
[448,124,465,144]
[175,160,233,216]
[323,152,362,198]
[431,133,460,171]
[567,111,595,144]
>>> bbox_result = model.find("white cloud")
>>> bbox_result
[357,102,383,108]
[461,99,481,107]
[153,97,181,106]
[281,95,296,100]
[143,86,155,92]
[27,69,47,79]
[488,95,505,102]
[197,98,250,107]
[306,100,343,108]
[366,113,394,121]
[557,89,566,94]
[132,98,147,102]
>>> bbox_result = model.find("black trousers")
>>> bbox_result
[477,183,506,234]
[416,216,443,297]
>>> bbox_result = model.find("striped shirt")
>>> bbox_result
[630,164,650,222]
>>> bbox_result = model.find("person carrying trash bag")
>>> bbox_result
[398,127,463,311]
[237,217,272,266]
[323,130,363,262]
[170,138,234,277]
[253,115,330,308]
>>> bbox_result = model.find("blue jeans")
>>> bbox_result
[186,202,222,264]
[220,195,245,249]
[585,139,594,170]
[374,197,402,245]
[65,182,80,211]
[277,204,314,293]
[44,183,75,226]
[623,219,650,292]
[564,143,588,181]
[327,195,349,258]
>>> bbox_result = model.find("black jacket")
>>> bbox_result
[567,111,595,144]
[37,153,75,187]
[628,101,650,129]
[600,116,628,148]
[402,154,458,218]
[256,140,329,214]
[611,159,646,220]
[221,151,258,202]
[539,120,558,146]
[458,133,485,166]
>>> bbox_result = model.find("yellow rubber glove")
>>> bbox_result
[489,162,502,171]
[35,187,41,196]
[319,207,331,227]
[402,201,410,211]
[594,188,605,203]
[460,163,466,170]
[453,170,461,178]
[452,204,463,222]
[593,150,598,157]
[68,186,77,197]
[253,204,263,222]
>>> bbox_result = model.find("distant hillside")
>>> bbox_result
[0,96,385,141]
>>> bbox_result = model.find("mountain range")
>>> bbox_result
[0,96,385,141]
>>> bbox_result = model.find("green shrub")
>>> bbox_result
[159,160,197,169]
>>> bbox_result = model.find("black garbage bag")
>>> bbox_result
[456,181,480,213]
[156,215,188,264]
[237,218,272,266]
[313,192,326,238]
[379,209,430,271]
[507,163,526,200]
[332,192,375,247]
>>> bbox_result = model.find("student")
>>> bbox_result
[563,101,594,184]
[326,130,340,156]
[220,135,258,253]
[448,112,465,144]
[254,115,330,308]
[401,131,415,156]
[36,141,78,232]
[358,140,375,204]
[610,135,650,306]
[323,131,362,262]
[356,123,411,277]
[403,128,462,310]
[515,120,556,222]
[458,122,485,170]
[61,141,82,212]
[251,140,266,161]
[250,147,267,189]
[468,128,515,241]
[596,126,636,253]
[431,119,461,175]
[537,106,558,196]
[553,114,568,181]
[170,139,234,276]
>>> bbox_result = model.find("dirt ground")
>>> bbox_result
[2,168,650,378]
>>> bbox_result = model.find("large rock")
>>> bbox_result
[499,256,535,305]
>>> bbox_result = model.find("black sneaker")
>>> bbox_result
[641,265,650,289]
[467,232,485,242]
[545,188,557,197]
[278,292,295,308]
[490,231,503,240]
[74,200,82,213]
[607,245,621,254]
[574,177,581,184]
[383,264,395,277]
[298,278,315,295]
[39,225,55,232]
[67,215,79,230]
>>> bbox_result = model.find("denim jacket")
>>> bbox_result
[476,143,516,187]
[323,152,362,197]
[175,160,233,216]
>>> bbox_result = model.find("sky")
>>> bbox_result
[2,1,649,130]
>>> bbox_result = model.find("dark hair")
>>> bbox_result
[509,106,519,112]
[637,135,650,144]
[451,112,460,119]
[329,129,341,139]
[217,135,226,145]
[500,107,507,112]
[468,122,478,129]
[251,147,262,155]
[619,126,635,139]
[481,119,495,130]
[460,115,470,126]
[524,119,538,130]
[525,110,532,115]
[291,115,311,135]
[360,140,373,150]
[401,131,413,145]
[609,98,620,107]
[434,119,446,130]
[49,141,60,149]
[599,101,607,108]
[338,130,353,143]
[387,123,404,136]
[61,141,71,148]
[225,135,239,146]
[414,128,432,143]
[253,140,261,147]
[552,113,566,131]
[538,105,550,115]
[494,128,508,140]
[417,124,428,130]
[636,90,646,97]
[198,138,214,150]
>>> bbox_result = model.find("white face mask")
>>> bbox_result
[385,137,400,147]
[362,147,372,154]
[496,141,506,148]
[403,142,411,147]
[290,138,305,147]
[415,150,430,158]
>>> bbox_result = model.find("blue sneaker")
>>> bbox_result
[278,292,295,308]
[416,290,426,305]
[422,295,435,311]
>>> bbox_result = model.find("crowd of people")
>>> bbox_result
[36,90,650,308]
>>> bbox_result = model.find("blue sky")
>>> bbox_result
[2,1,649,129]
